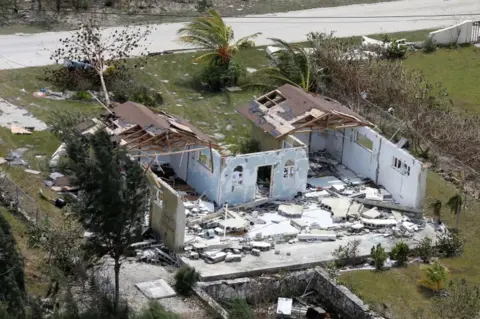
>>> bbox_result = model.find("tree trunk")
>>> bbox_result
[455,210,460,231]
[98,71,111,106]
[56,0,61,11]
[36,0,42,11]
[113,257,121,313]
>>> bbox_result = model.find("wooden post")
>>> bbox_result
[209,142,214,173]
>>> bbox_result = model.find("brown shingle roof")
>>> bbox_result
[236,84,371,138]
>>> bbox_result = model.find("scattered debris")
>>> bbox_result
[24,169,41,175]
[11,125,32,135]
[135,279,176,300]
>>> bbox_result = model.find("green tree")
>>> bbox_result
[0,213,26,319]
[419,262,449,291]
[389,241,409,266]
[62,130,149,313]
[252,38,319,92]
[429,199,442,223]
[177,9,260,65]
[174,266,201,296]
[370,243,387,270]
[415,237,434,264]
[446,194,463,231]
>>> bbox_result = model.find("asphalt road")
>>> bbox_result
[0,0,479,69]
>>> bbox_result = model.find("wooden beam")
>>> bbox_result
[127,134,162,150]
[130,147,210,157]
[124,132,152,146]
[119,126,143,138]
[209,142,214,173]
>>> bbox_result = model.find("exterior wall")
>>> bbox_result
[218,146,309,206]
[251,124,282,151]
[311,131,328,152]
[341,126,427,208]
[185,147,222,204]
[326,129,345,161]
[429,20,473,45]
[149,179,185,251]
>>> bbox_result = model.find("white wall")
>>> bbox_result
[340,127,427,209]
[326,130,344,161]
[429,20,473,45]
[294,131,328,153]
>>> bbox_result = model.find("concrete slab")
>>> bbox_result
[135,279,176,300]
[307,176,345,189]
[181,224,438,281]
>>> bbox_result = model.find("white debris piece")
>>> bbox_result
[297,230,336,242]
[277,298,293,317]
[278,204,303,217]
[135,279,176,300]
[49,143,67,168]
[304,190,330,198]
[361,208,381,219]
[365,187,383,201]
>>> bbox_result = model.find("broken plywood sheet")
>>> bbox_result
[322,197,361,219]
[135,279,176,300]
[11,125,31,135]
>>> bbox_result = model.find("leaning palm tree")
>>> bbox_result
[446,194,463,231]
[429,200,442,223]
[177,9,261,65]
[419,262,449,291]
[250,38,320,92]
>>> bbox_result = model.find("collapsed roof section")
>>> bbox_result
[104,101,220,156]
[236,84,373,138]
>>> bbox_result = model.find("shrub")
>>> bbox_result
[437,231,465,257]
[383,40,408,60]
[423,37,437,53]
[371,243,388,270]
[113,85,164,107]
[137,301,180,319]
[239,138,261,154]
[415,237,434,263]
[195,0,213,13]
[174,266,201,296]
[201,59,246,92]
[333,239,361,266]
[224,299,254,319]
[72,90,92,101]
[389,241,409,266]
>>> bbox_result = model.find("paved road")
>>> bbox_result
[0,0,479,69]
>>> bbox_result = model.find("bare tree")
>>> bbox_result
[51,18,151,106]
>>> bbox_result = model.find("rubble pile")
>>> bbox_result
[179,155,436,265]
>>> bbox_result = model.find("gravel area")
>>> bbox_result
[96,258,210,318]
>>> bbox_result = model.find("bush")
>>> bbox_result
[415,237,434,263]
[136,301,180,319]
[389,241,409,266]
[174,266,201,296]
[371,243,388,270]
[224,299,253,319]
[72,90,92,101]
[114,85,164,107]
[195,0,213,13]
[437,231,465,257]
[383,40,408,60]
[423,37,437,53]
[239,138,261,154]
[201,59,245,92]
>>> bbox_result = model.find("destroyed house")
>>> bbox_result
[236,84,427,210]
[104,101,310,249]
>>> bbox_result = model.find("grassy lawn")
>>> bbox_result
[0,28,477,309]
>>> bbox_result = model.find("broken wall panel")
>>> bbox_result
[341,126,427,209]
[218,147,309,206]
[150,179,186,251]
[326,130,344,161]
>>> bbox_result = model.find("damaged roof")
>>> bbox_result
[106,102,219,155]
[236,84,372,138]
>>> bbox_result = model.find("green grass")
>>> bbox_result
[403,46,480,114]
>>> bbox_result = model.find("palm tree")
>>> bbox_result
[419,262,449,291]
[446,194,463,231]
[177,9,261,65]
[251,38,320,92]
[429,200,442,223]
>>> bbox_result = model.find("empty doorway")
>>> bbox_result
[256,165,273,199]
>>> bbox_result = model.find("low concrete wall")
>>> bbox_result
[198,269,316,304]
[313,268,382,319]
[429,20,473,45]
[195,268,384,319]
